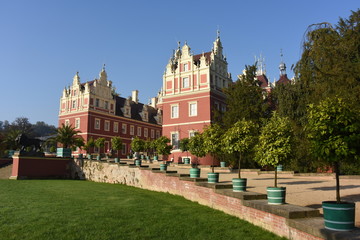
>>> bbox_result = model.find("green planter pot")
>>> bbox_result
[276,164,283,172]
[135,159,142,166]
[153,156,158,161]
[220,161,226,168]
[183,158,190,164]
[207,172,219,183]
[160,163,167,171]
[267,187,286,205]
[140,155,145,160]
[97,155,101,161]
[127,155,131,159]
[189,168,201,178]
[87,154,92,160]
[322,201,355,231]
[232,178,247,192]
[115,157,119,163]
[56,148,72,158]
[146,156,150,160]
[8,150,15,158]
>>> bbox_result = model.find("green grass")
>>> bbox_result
[0,180,286,240]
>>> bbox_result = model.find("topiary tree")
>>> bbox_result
[307,97,360,203]
[254,112,293,188]
[202,123,224,173]
[179,138,190,158]
[111,136,122,157]
[84,137,95,155]
[223,120,257,178]
[95,138,105,154]
[131,137,145,153]
[154,136,172,160]
[188,132,206,166]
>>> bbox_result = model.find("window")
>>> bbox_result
[189,130,196,138]
[184,63,188,71]
[72,100,76,109]
[156,130,160,138]
[104,120,110,131]
[73,90,77,96]
[182,77,189,88]
[105,101,108,110]
[171,104,179,118]
[114,122,119,133]
[130,125,134,135]
[144,128,148,137]
[75,118,80,129]
[95,119,100,129]
[214,101,220,110]
[221,105,226,113]
[189,102,197,116]
[65,119,70,126]
[122,124,127,134]
[171,132,179,149]
[121,143,127,155]
[95,98,100,107]
[151,129,155,138]
[137,127,141,137]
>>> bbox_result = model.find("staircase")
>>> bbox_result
[0,163,12,179]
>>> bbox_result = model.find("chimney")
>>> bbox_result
[151,97,158,108]
[132,90,139,103]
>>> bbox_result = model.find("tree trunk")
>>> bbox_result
[334,161,341,203]
[238,153,242,179]
[274,167,278,188]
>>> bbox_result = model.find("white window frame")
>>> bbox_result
[105,101,109,110]
[104,120,110,131]
[189,130,196,138]
[189,102,197,117]
[72,100,76,109]
[114,122,119,133]
[95,98,100,107]
[171,132,179,149]
[144,128,148,138]
[137,127,142,137]
[122,124,127,134]
[121,143,127,155]
[130,125,134,135]
[182,77,189,88]
[151,129,155,138]
[171,104,179,119]
[75,118,80,129]
[95,118,100,130]
[65,119,70,126]
[184,63,189,72]
[156,130,160,139]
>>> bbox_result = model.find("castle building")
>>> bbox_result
[58,66,162,157]
[157,32,232,165]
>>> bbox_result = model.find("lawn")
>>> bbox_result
[0,180,286,240]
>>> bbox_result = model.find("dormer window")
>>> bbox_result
[95,98,100,107]
[105,101,108,110]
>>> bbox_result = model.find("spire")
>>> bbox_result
[279,49,287,76]
[213,29,223,56]
[256,54,266,76]
[72,71,81,86]
[99,64,107,82]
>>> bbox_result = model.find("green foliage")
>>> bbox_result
[222,64,269,127]
[179,138,190,153]
[307,97,360,164]
[130,137,145,152]
[49,146,56,153]
[111,136,122,151]
[188,133,206,160]
[202,124,225,171]
[255,112,293,168]
[95,138,105,150]
[84,137,95,153]
[54,124,82,149]
[154,136,172,156]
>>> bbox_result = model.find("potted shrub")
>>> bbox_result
[111,136,122,163]
[54,123,81,157]
[84,137,95,160]
[307,97,360,231]
[95,138,105,161]
[131,137,145,166]
[144,139,152,161]
[188,132,206,178]
[155,136,172,171]
[254,112,293,205]
[223,120,257,192]
[179,138,190,164]
[202,124,224,183]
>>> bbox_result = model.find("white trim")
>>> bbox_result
[170,104,179,119]
[188,101,197,117]
[163,120,211,127]
[324,219,354,224]
[94,118,101,130]
[323,206,355,211]
[113,122,119,133]
[104,120,110,131]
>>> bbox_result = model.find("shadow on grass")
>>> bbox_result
[309,185,360,191]
[280,181,325,185]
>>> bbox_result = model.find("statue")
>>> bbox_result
[15,133,44,157]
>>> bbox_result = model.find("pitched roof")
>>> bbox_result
[193,52,211,65]
[257,74,270,88]
[276,74,291,85]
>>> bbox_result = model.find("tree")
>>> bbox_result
[202,123,224,173]
[254,112,293,188]
[188,132,206,165]
[95,138,105,154]
[222,64,269,127]
[31,121,56,137]
[54,124,82,149]
[11,117,33,135]
[130,137,145,153]
[307,97,360,203]
[223,120,257,178]
[179,138,190,157]
[154,136,172,158]
[111,136,122,156]
[84,137,95,154]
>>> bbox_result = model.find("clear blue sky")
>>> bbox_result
[0,0,358,126]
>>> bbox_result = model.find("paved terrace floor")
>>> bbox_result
[128,160,360,228]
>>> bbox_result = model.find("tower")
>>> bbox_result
[276,50,291,85]
[157,32,232,165]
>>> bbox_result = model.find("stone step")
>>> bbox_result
[151,170,177,174]
[243,199,320,219]
[215,189,267,200]
[195,182,233,189]
[179,176,208,182]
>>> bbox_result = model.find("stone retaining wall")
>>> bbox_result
[71,160,359,240]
